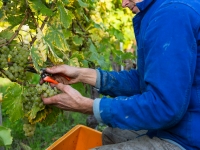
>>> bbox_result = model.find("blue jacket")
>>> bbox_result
[94,0,200,149]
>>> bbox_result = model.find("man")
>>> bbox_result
[42,0,200,149]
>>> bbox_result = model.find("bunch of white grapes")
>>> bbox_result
[23,123,36,137]
[22,83,59,137]
[23,83,59,113]
[7,44,30,80]
[0,37,30,81]
[0,37,9,69]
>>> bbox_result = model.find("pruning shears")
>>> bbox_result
[26,67,70,84]
[40,69,59,84]
[40,69,71,84]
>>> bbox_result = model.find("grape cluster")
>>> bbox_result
[7,44,29,80]
[23,123,36,137]
[0,37,30,81]
[22,83,59,136]
[23,83,59,113]
[0,38,9,68]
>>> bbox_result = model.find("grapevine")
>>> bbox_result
[0,0,135,139]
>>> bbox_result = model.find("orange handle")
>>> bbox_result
[43,76,59,84]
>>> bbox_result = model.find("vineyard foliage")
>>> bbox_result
[0,0,135,140]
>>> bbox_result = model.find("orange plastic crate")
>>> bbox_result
[46,125,102,150]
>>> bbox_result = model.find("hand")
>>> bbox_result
[40,65,97,86]
[42,83,94,114]
[40,65,81,85]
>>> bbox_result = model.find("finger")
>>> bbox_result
[54,83,70,93]
[39,78,45,85]
[42,95,58,105]
[54,75,70,84]
[45,65,66,74]
[50,83,57,87]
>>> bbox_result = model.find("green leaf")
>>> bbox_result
[97,54,106,67]
[57,3,74,29]
[28,0,53,16]
[89,40,97,53]
[71,83,90,97]
[93,23,102,29]
[72,35,83,46]
[78,0,88,7]
[0,126,13,146]
[88,40,98,61]
[121,52,134,60]
[25,72,40,84]
[81,59,89,68]
[7,14,24,28]
[62,0,70,5]
[0,29,14,39]
[0,10,3,20]
[108,27,124,41]
[2,82,23,121]
[63,30,72,39]
[30,46,44,72]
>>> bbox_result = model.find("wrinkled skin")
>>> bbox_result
[41,65,97,114]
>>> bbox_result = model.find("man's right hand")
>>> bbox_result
[40,65,97,86]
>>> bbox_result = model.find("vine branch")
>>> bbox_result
[0,10,29,48]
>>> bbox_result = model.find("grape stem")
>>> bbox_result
[0,69,25,85]
[30,2,56,46]
[30,16,49,46]
[0,69,8,78]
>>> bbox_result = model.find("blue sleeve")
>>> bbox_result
[97,68,141,97]
[93,98,103,123]
[98,4,198,130]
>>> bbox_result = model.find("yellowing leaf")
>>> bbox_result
[58,3,74,29]
[29,107,52,124]
[41,107,61,126]
[78,0,88,7]
[28,0,53,16]
[45,39,63,64]
[2,82,23,121]
[28,104,45,120]
[69,57,80,67]
[45,26,70,52]
[30,46,44,72]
